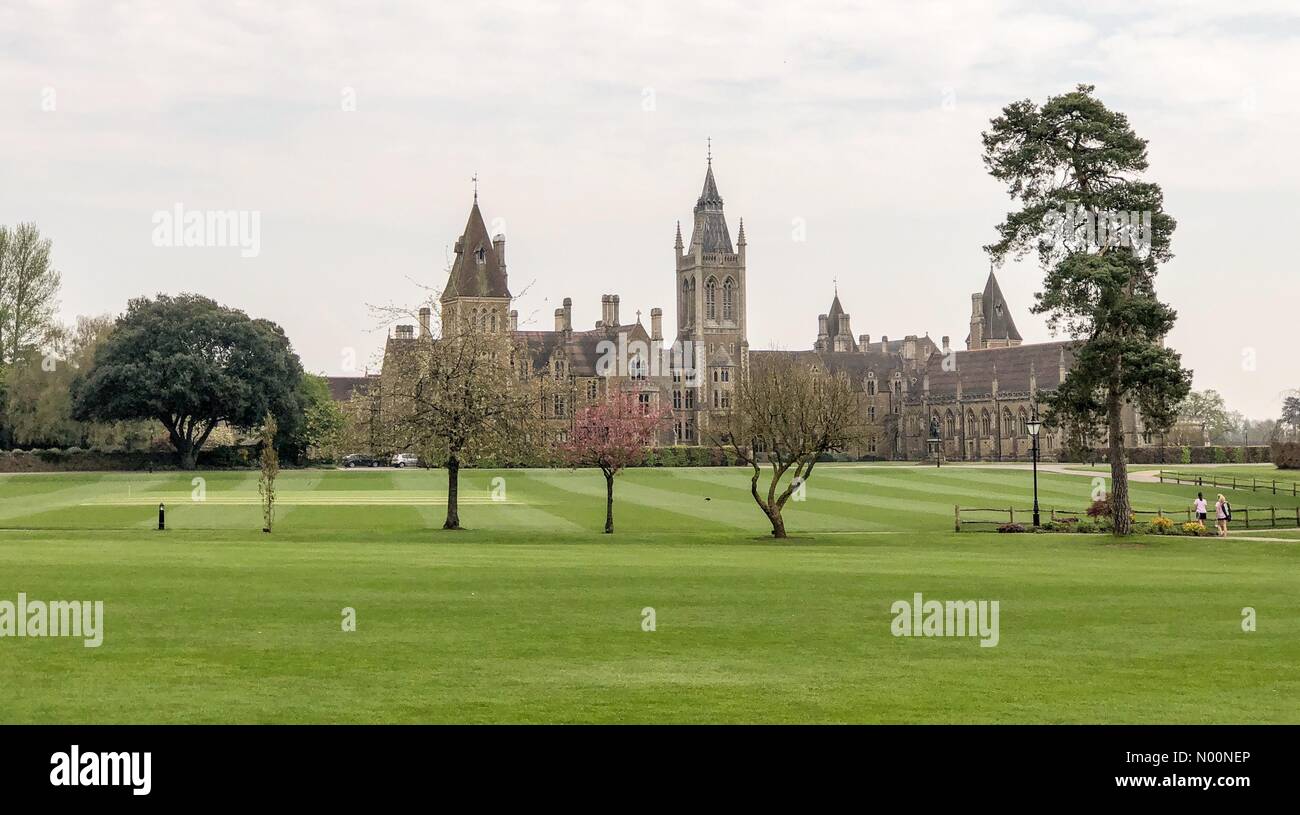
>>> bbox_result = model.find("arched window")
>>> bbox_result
[491,312,498,332]
[866,378,876,396]
[966,411,977,436]
[705,277,717,320]
[1019,408,1029,437]
[722,277,735,320]
[981,410,992,436]
[945,410,956,437]
[1003,409,1014,438]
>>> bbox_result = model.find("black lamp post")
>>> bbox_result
[1026,411,1042,528]
[928,417,941,468]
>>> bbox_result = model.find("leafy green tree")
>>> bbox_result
[285,373,346,463]
[71,294,304,469]
[1178,389,1236,442]
[0,223,62,365]
[1283,395,1300,437]
[983,85,1192,535]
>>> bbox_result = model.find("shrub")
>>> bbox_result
[1274,442,1300,470]
[1180,447,1192,465]
[997,523,1026,533]
[1182,521,1208,536]
[1076,520,1097,533]
[1150,516,1174,534]
[1086,498,1111,518]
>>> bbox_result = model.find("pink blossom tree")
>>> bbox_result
[559,390,669,533]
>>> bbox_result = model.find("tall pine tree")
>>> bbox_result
[982,85,1191,535]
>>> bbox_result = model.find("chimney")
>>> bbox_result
[817,314,828,337]
[418,307,431,338]
[611,295,620,327]
[395,324,414,339]
[492,232,505,264]
[838,314,850,336]
[555,308,566,332]
[903,335,917,361]
[600,295,611,327]
[509,309,518,331]
[651,307,664,368]
[563,297,572,334]
[650,307,663,341]
[881,335,888,345]
[858,334,869,353]
[942,335,950,353]
[862,334,870,349]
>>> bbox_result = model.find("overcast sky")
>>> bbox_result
[3,0,1298,418]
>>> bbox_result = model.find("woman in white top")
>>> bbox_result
[1215,494,1230,538]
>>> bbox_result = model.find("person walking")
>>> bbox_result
[1215,493,1231,538]
[1194,492,1208,523]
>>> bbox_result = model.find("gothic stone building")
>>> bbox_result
[336,154,1148,461]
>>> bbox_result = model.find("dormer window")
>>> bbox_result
[475,245,486,264]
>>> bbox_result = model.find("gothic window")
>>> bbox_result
[868,437,877,453]
[673,390,682,409]
[705,277,718,320]
[587,380,598,400]
[1003,409,1014,438]
[866,378,876,396]
[639,392,652,414]
[474,245,486,264]
[491,312,498,332]
[720,368,730,383]
[1019,408,1029,437]
[945,410,956,437]
[685,389,695,409]
[553,395,565,417]
[722,277,735,321]
[631,355,647,380]
[981,410,992,436]
[967,411,977,436]
[712,389,720,408]
[868,406,876,421]
[720,390,731,409]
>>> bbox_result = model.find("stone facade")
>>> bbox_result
[337,153,1148,461]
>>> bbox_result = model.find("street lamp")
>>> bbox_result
[928,417,941,468]
[1026,411,1042,527]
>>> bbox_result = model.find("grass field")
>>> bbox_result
[2,464,1298,723]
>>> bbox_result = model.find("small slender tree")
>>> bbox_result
[382,319,542,531]
[258,413,279,533]
[982,84,1192,534]
[559,390,669,533]
[713,353,861,538]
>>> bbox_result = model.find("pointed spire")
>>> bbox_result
[472,172,478,204]
[737,217,746,246]
[675,220,683,248]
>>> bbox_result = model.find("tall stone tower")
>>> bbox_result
[673,146,747,443]
[440,190,512,335]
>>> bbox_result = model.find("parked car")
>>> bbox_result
[341,454,380,468]
[391,453,420,468]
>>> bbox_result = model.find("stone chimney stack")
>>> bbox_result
[562,297,573,335]
[942,335,951,354]
[492,232,505,264]
[650,307,664,366]
[600,295,613,327]
[903,335,917,361]
[838,314,850,336]
[555,308,566,332]
[969,293,984,350]
[611,294,620,326]
[418,307,431,338]
[650,307,663,341]
[395,324,414,339]
[859,335,869,353]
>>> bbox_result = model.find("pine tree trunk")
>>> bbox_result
[444,455,461,530]
[604,471,614,534]
[1108,392,1131,536]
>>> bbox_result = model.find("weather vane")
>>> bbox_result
[472,173,478,203]
[707,137,712,167]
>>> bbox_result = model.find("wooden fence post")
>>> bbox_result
[1271,507,1276,528]
[954,505,961,533]
[1009,506,1015,525]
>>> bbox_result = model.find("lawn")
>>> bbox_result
[1,464,1297,723]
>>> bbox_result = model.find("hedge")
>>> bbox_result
[0,445,261,472]
[1273,442,1300,470]
[1064,445,1273,465]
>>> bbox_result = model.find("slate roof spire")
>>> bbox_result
[441,195,511,302]
[691,141,732,252]
[981,267,1021,342]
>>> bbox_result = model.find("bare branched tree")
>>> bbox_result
[711,353,862,538]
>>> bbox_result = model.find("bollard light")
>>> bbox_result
[158,502,165,531]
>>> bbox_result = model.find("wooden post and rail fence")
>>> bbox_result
[954,504,1300,532]
[1156,470,1300,496]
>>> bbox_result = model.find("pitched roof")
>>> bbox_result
[441,201,511,302]
[922,341,1073,399]
[692,162,733,253]
[325,375,375,402]
[980,270,1022,342]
